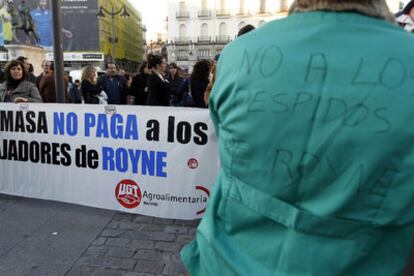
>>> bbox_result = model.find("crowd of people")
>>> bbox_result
[0,54,221,108]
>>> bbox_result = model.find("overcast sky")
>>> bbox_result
[128,0,168,42]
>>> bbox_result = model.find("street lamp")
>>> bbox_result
[96,4,130,62]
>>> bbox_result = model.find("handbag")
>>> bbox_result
[96,90,108,105]
[182,78,194,107]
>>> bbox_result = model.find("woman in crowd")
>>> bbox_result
[130,61,149,105]
[179,59,210,108]
[167,62,184,106]
[0,59,42,103]
[80,65,102,104]
[146,54,170,106]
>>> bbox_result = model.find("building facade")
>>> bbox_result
[167,0,402,72]
[98,0,143,71]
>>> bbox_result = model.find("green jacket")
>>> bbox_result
[182,11,414,276]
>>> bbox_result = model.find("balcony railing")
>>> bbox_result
[177,56,189,61]
[197,56,212,61]
[197,36,211,43]
[175,37,191,45]
[216,9,230,17]
[176,11,190,19]
[215,35,230,44]
[198,10,211,18]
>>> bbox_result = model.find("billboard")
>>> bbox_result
[4,0,100,51]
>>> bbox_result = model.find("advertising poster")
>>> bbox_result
[7,0,100,51]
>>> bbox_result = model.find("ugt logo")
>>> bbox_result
[115,179,142,209]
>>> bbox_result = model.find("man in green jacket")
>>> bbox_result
[181,0,414,275]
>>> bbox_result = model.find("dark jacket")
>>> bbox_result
[97,74,126,105]
[146,72,170,106]
[168,75,184,106]
[0,80,42,102]
[130,73,148,105]
[81,79,101,104]
[178,77,209,108]
[28,73,37,84]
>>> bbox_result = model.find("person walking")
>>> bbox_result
[146,54,170,106]
[0,60,42,102]
[181,0,414,275]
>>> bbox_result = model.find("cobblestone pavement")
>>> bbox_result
[0,194,199,276]
[66,213,200,276]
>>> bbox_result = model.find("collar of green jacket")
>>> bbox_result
[289,0,395,22]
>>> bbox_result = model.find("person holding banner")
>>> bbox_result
[181,0,414,275]
[0,59,42,103]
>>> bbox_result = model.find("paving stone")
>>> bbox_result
[162,252,182,262]
[90,237,107,246]
[175,234,195,244]
[133,215,154,223]
[188,227,197,235]
[163,261,186,275]
[106,238,130,247]
[153,218,174,224]
[154,242,183,252]
[67,266,124,276]
[76,256,136,271]
[149,232,176,242]
[133,249,163,261]
[174,219,201,226]
[125,273,154,276]
[121,230,150,240]
[83,246,108,257]
[164,226,188,235]
[118,222,142,231]
[101,229,125,238]
[106,247,135,258]
[104,257,136,271]
[128,240,155,250]
[140,223,165,232]
[106,221,120,229]
[113,213,137,222]
[134,260,165,274]
[76,256,107,267]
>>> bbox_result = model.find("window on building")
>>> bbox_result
[179,24,187,39]
[179,1,187,12]
[201,0,208,10]
[178,50,187,57]
[219,22,227,36]
[201,23,208,37]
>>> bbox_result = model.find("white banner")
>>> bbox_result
[0,103,219,219]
